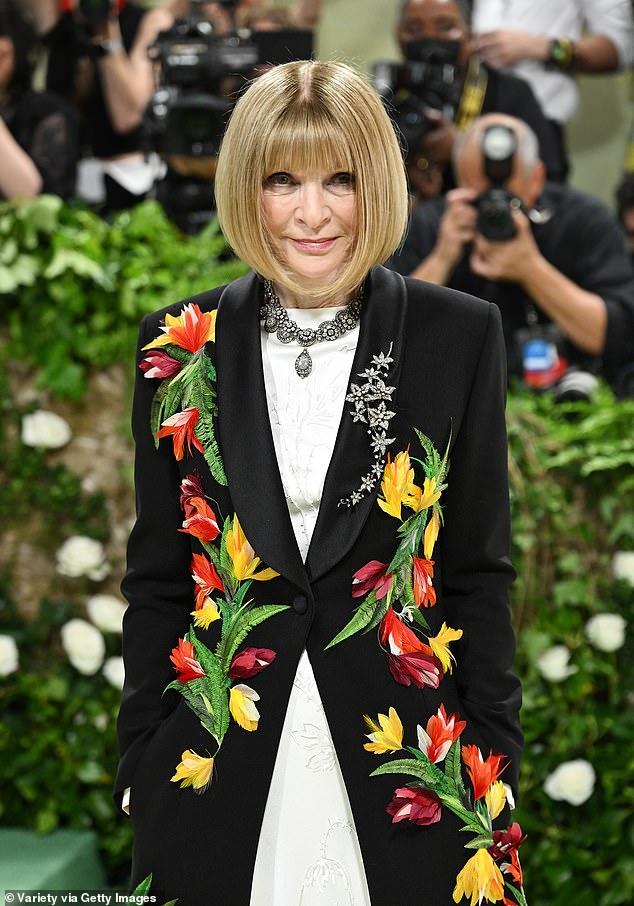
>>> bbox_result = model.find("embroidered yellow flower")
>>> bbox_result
[452,847,505,905]
[424,507,441,559]
[191,600,221,629]
[486,780,508,820]
[226,516,280,582]
[428,622,463,674]
[229,683,261,731]
[404,476,442,514]
[378,450,417,520]
[171,749,214,791]
[363,707,404,754]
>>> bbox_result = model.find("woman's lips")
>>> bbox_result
[291,237,338,252]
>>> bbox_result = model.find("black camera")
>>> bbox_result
[372,39,462,152]
[475,124,523,241]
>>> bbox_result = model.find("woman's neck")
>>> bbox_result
[273,283,349,310]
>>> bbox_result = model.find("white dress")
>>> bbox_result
[250,307,372,906]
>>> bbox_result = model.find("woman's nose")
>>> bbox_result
[296,183,330,229]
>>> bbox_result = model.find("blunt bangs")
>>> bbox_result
[261,108,355,179]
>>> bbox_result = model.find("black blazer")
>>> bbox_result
[116,266,523,904]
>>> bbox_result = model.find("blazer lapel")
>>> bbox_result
[214,272,310,597]
[306,266,408,584]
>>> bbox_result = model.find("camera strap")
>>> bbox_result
[455,56,488,132]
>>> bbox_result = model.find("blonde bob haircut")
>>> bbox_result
[215,60,409,304]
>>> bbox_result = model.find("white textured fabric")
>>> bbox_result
[250,306,371,906]
[472,0,634,122]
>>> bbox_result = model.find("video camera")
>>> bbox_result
[475,124,523,241]
[372,39,463,153]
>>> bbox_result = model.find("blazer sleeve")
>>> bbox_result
[440,302,523,795]
[114,315,194,798]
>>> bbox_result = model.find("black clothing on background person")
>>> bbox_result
[389,182,634,387]
[1,89,79,198]
[42,4,147,157]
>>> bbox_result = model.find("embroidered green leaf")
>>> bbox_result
[190,367,226,485]
[218,604,290,672]
[178,680,216,736]
[504,882,528,906]
[150,378,172,446]
[203,351,217,382]
[462,835,495,850]
[446,738,468,803]
[131,874,153,895]
[189,630,230,739]
[325,591,389,650]
[408,605,431,633]
[370,758,442,785]
[163,343,192,365]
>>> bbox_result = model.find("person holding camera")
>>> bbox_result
[389,113,634,393]
[394,0,565,201]
[22,0,183,213]
[0,0,78,199]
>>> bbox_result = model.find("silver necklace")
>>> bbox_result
[259,280,362,378]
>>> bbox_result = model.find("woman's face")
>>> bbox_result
[261,167,357,291]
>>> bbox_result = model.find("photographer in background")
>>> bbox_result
[0,0,78,199]
[388,0,564,202]
[21,0,184,213]
[389,114,634,394]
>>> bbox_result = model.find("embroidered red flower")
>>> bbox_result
[191,552,224,609]
[351,560,393,600]
[156,407,205,461]
[417,704,466,763]
[139,349,183,380]
[170,638,205,683]
[142,302,216,354]
[229,648,276,679]
[179,496,221,543]
[490,822,527,888]
[412,557,436,608]
[462,744,508,801]
[387,651,442,689]
[180,471,206,517]
[386,786,442,826]
[380,607,432,656]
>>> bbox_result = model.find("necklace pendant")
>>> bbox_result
[295,348,312,378]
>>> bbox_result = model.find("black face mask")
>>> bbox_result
[402,37,462,67]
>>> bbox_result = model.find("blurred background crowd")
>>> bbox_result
[1,1,634,902]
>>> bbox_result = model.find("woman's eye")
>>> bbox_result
[330,172,355,189]
[264,172,293,188]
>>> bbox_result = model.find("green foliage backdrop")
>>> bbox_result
[0,198,632,901]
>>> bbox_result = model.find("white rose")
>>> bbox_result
[544,759,596,806]
[613,552,634,586]
[536,645,578,682]
[585,613,626,652]
[22,410,72,449]
[61,618,105,675]
[103,656,125,689]
[86,594,127,634]
[0,634,19,677]
[56,536,110,581]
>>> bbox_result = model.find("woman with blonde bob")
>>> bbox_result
[117,60,523,905]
